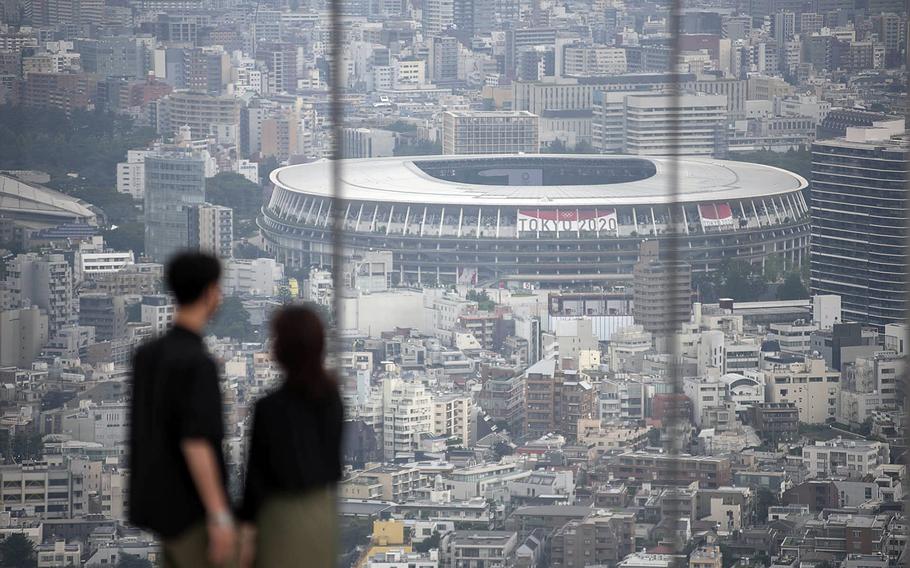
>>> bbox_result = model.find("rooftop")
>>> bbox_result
[272,154,807,207]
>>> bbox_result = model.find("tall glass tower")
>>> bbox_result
[810,127,908,330]
[144,149,207,263]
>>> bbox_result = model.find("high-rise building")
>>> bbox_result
[143,149,207,262]
[381,378,433,460]
[140,294,175,335]
[30,0,103,28]
[442,111,540,155]
[810,126,908,330]
[257,42,297,93]
[633,242,691,336]
[422,0,455,36]
[0,306,48,368]
[524,358,596,440]
[156,91,241,140]
[5,253,76,337]
[772,11,796,46]
[79,293,127,342]
[428,35,459,84]
[477,373,526,435]
[187,203,233,259]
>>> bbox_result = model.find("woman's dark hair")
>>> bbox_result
[270,305,336,399]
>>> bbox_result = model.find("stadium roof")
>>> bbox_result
[0,174,97,227]
[272,155,807,207]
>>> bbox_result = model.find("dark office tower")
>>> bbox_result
[184,48,228,95]
[258,41,298,94]
[155,14,204,45]
[771,11,795,45]
[79,293,127,342]
[30,0,103,28]
[144,150,207,263]
[429,35,459,84]
[75,37,144,80]
[810,130,909,330]
[680,11,723,34]
[452,0,476,44]
[504,28,557,80]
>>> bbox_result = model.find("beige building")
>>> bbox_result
[689,544,723,568]
[188,203,233,259]
[340,464,425,502]
[432,393,473,445]
[764,356,840,424]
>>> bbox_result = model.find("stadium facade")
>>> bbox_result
[259,155,809,286]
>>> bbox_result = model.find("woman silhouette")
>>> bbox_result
[238,305,343,568]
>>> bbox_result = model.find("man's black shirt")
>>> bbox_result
[129,325,226,538]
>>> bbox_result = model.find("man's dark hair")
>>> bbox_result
[165,251,222,306]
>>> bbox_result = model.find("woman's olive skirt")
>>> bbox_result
[254,486,337,568]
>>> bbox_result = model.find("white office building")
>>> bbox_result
[802,439,890,478]
[223,258,284,296]
[442,111,540,155]
[593,92,728,156]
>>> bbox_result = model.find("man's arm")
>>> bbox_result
[181,438,231,518]
[182,439,236,565]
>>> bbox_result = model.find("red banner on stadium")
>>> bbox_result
[517,209,617,233]
[698,203,734,229]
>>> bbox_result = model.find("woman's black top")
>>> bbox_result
[238,382,344,522]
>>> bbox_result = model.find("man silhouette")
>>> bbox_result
[129,251,236,567]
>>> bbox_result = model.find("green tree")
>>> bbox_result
[466,289,495,311]
[413,531,441,553]
[777,272,808,300]
[394,140,442,156]
[714,259,767,301]
[730,148,812,185]
[762,254,785,283]
[0,105,155,225]
[9,432,43,463]
[205,173,264,222]
[116,553,153,568]
[0,533,36,568]
[208,296,255,341]
[258,156,279,185]
[385,121,417,133]
[754,486,779,523]
[103,222,145,255]
[233,241,266,260]
[492,441,513,458]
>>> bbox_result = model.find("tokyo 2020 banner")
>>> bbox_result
[517,209,617,234]
[698,203,735,229]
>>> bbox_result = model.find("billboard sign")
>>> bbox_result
[698,203,735,229]
[517,209,617,234]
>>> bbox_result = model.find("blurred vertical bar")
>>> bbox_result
[666,0,685,556]
[904,51,910,554]
[329,0,345,351]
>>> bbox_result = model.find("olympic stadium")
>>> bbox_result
[258,155,809,286]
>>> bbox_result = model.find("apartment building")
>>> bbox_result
[439,531,518,568]
[764,356,840,424]
[607,452,732,488]
[432,393,473,445]
[550,510,636,568]
[524,359,596,440]
[802,439,890,479]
